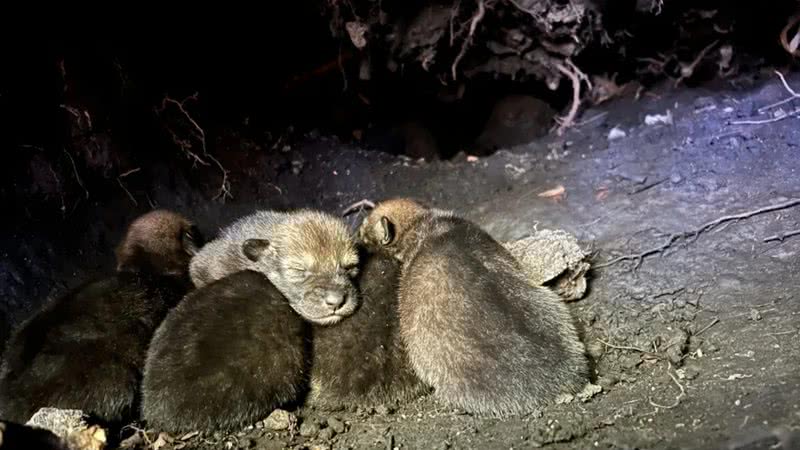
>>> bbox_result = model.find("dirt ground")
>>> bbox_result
[5,68,800,449]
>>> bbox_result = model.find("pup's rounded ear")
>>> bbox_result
[378,216,395,245]
[242,239,270,262]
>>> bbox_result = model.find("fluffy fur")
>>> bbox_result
[0,420,69,450]
[358,198,590,417]
[189,209,360,325]
[306,250,428,409]
[141,270,309,433]
[0,210,201,424]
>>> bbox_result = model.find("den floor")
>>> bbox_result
[8,70,800,449]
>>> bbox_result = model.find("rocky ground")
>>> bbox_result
[5,68,800,449]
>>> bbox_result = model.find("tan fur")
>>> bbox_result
[115,209,201,276]
[358,198,589,417]
[189,209,360,325]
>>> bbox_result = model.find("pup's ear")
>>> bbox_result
[242,239,270,262]
[378,216,395,245]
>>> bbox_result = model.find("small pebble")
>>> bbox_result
[237,438,256,449]
[670,173,683,184]
[318,427,336,441]
[263,409,296,431]
[375,404,394,415]
[749,309,762,321]
[308,444,331,450]
[299,421,320,438]
[327,417,346,434]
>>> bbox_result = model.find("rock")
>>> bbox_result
[375,404,394,415]
[503,229,591,301]
[670,172,683,184]
[665,329,690,365]
[318,427,336,441]
[577,383,603,402]
[327,417,346,434]
[237,438,257,449]
[26,408,107,450]
[299,421,320,438]
[679,365,700,380]
[263,409,297,431]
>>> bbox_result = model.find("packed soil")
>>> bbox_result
[4,70,800,449]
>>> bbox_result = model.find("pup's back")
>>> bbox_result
[0,210,200,424]
[307,251,426,409]
[141,270,309,433]
[358,199,590,417]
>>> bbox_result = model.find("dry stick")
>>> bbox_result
[730,109,800,125]
[117,168,140,207]
[63,148,88,199]
[555,61,586,135]
[757,70,800,114]
[159,94,232,201]
[780,14,800,57]
[674,39,719,87]
[649,363,686,409]
[451,0,485,81]
[764,229,800,242]
[693,317,720,337]
[595,198,800,270]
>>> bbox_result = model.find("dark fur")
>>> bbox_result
[141,270,309,433]
[0,420,69,450]
[307,251,427,409]
[0,210,200,424]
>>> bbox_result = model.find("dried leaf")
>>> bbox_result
[346,21,369,50]
[537,184,566,199]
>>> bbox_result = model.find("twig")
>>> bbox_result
[764,229,800,242]
[757,70,800,113]
[575,111,608,127]
[338,44,348,92]
[780,14,800,57]
[649,363,686,409]
[156,93,232,201]
[117,178,137,206]
[342,199,376,217]
[554,60,590,135]
[119,167,141,178]
[693,317,719,337]
[597,338,649,353]
[674,40,719,87]
[63,148,88,199]
[451,0,485,81]
[596,198,800,269]
[730,108,800,125]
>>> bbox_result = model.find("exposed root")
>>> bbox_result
[755,70,800,114]
[764,229,800,243]
[693,317,720,337]
[780,14,800,57]
[63,149,88,199]
[156,94,232,201]
[648,363,686,409]
[451,0,486,81]
[674,39,719,87]
[555,60,591,135]
[596,198,800,270]
[117,168,141,207]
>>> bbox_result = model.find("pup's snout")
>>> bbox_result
[324,291,348,310]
